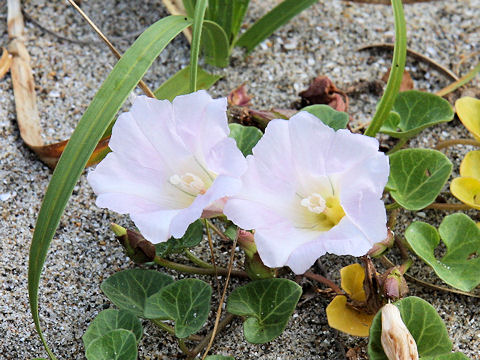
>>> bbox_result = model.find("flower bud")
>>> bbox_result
[237,230,257,259]
[382,268,409,300]
[111,223,156,264]
[381,303,418,360]
[368,228,395,258]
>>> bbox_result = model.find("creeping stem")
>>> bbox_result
[364,0,407,137]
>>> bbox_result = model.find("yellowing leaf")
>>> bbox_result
[460,150,480,179]
[451,150,480,210]
[456,97,480,141]
[340,263,366,302]
[450,177,480,210]
[326,296,374,337]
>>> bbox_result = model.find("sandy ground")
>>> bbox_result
[1,0,479,359]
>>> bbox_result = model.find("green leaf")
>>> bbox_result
[101,269,174,317]
[422,353,470,360]
[228,123,263,156]
[190,0,208,92]
[28,16,191,359]
[380,90,454,139]
[85,329,137,360]
[227,278,302,343]
[155,220,204,257]
[405,213,480,292]
[154,65,221,101]
[82,309,143,350]
[236,0,317,53]
[387,149,452,210]
[206,0,250,44]
[301,104,349,130]
[202,20,230,67]
[368,297,452,359]
[205,356,235,360]
[144,279,212,338]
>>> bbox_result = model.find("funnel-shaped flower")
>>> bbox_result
[224,112,389,274]
[88,91,246,243]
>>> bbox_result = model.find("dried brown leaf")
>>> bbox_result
[0,47,12,79]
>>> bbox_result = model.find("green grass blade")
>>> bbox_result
[28,15,191,359]
[364,0,407,137]
[235,0,317,53]
[154,65,221,101]
[190,0,208,92]
[202,20,230,67]
[436,61,480,97]
[208,0,250,44]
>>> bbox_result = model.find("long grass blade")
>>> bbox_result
[189,0,208,92]
[28,16,191,359]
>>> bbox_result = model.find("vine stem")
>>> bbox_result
[364,0,407,137]
[151,319,203,341]
[386,137,408,155]
[381,256,480,298]
[184,249,214,269]
[424,203,472,211]
[434,138,480,150]
[153,256,248,278]
[303,271,344,295]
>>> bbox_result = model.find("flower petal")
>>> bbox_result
[456,96,480,141]
[131,209,179,243]
[326,295,374,337]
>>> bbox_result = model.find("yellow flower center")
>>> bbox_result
[300,193,345,231]
[170,172,206,196]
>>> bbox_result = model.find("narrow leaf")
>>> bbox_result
[205,356,235,360]
[28,16,190,357]
[83,309,143,350]
[236,0,317,53]
[228,123,263,156]
[227,279,302,343]
[101,269,174,317]
[202,20,230,67]
[368,297,452,359]
[85,329,137,360]
[144,279,212,338]
[405,214,480,292]
[387,149,452,210]
[301,104,349,130]
[190,0,208,92]
[154,65,221,101]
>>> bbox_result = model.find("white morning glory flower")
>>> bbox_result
[88,91,246,243]
[224,111,389,274]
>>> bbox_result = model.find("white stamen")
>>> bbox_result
[300,193,326,214]
[169,172,206,195]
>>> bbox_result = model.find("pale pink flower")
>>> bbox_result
[88,91,246,243]
[224,112,389,274]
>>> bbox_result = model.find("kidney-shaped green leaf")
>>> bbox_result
[368,296,452,360]
[422,353,470,360]
[380,90,454,139]
[387,149,452,210]
[229,123,263,156]
[85,329,137,360]
[101,269,174,317]
[227,278,302,344]
[301,104,349,131]
[155,220,204,257]
[405,213,480,292]
[83,309,143,350]
[144,278,212,338]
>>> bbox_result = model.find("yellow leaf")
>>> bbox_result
[326,295,374,337]
[450,177,480,210]
[460,150,480,179]
[456,97,480,141]
[340,263,366,301]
